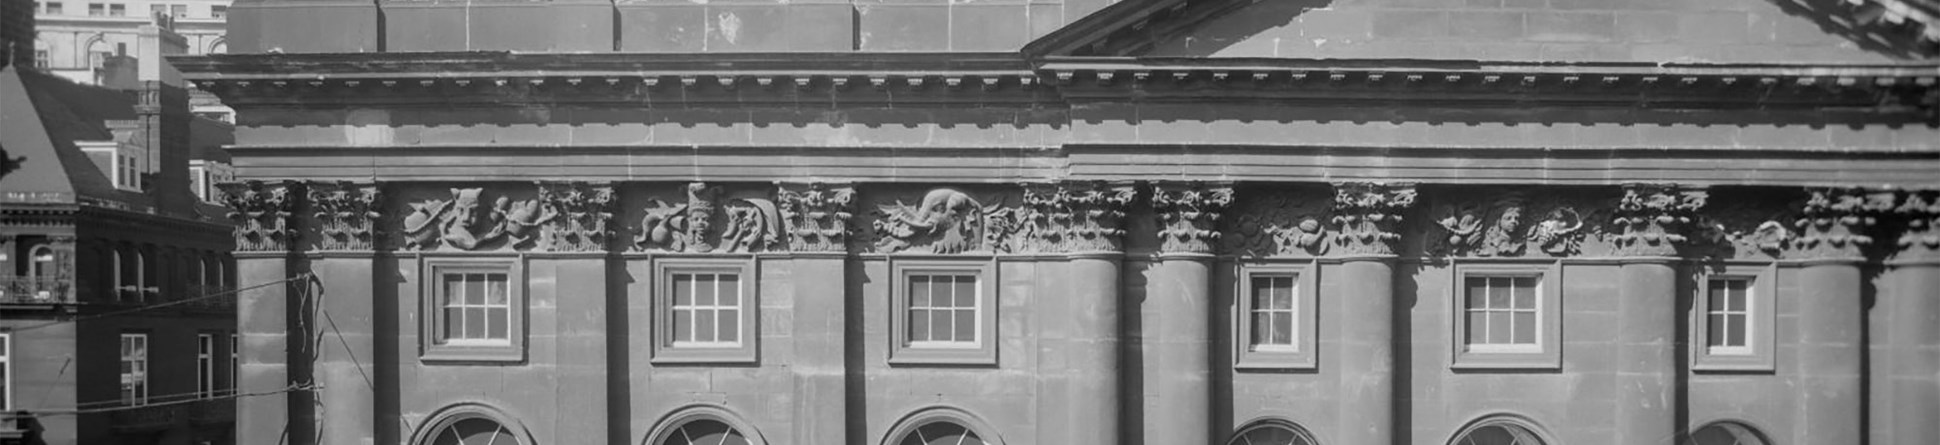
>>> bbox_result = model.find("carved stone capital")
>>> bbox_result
[1791,187,1895,259]
[1331,182,1417,256]
[1609,183,1707,257]
[998,181,1137,253]
[1894,190,1940,260]
[218,180,300,252]
[635,182,723,253]
[307,181,383,251]
[1151,182,1233,254]
[778,183,855,253]
[537,182,615,252]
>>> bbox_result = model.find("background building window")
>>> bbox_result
[670,273,741,346]
[888,259,997,366]
[1693,264,1776,372]
[108,3,123,16]
[28,245,55,278]
[197,333,214,398]
[87,3,102,15]
[34,50,48,68]
[210,4,225,18]
[120,333,147,405]
[651,258,757,364]
[44,2,61,14]
[420,260,523,362]
[230,332,239,394]
[1234,261,1319,370]
[1450,262,1561,369]
[906,274,977,346]
[1,332,10,411]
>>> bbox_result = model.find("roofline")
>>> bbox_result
[167,51,1036,81]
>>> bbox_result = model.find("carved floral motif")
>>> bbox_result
[996,182,1137,253]
[308,182,382,251]
[875,188,993,254]
[778,183,856,253]
[219,181,299,252]
[1791,187,1895,259]
[537,182,614,252]
[1151,183,1233,254]
[1896,190,1940,259]
[1223,191,1331,257]
[1609,184,1707,257]
[1332,183,1417,256]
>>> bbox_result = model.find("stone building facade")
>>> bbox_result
[176,0,1939,444]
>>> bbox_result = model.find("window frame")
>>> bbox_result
[229,332,239,394]
[650,257,759,365]
[1232,260,1320,371]
[196,332,214,398]
[1,331,11,411]
[1450,261,1563,370]
[120,332,148,405]
[888,258,998,367]
[419,258,525,363]
[1692,263,1777,372]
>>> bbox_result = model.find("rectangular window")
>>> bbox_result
[45,2,61,14]
[34,50,47,68]
[197,333,214,398]
[889,259,997,366]
[1,332,11,411]
[1693,264,1777,372]
[108,3,123,16]
[88,3,102,16]
[1234,262,1318,370]
[210,4,224,18]
[229,333,239,393]
[419,260,523,362]
[1451,262,1562,370]
[148,3,162,16]
[120,333,147,405]
[169,4,184,16]
[651,258,757,364]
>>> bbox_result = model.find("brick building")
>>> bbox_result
[0,23,236,445]
[175,0,1939,444]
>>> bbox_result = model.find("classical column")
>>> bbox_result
[1021,182,1134,445]
[1146,182,1232,445]
[1609,184,1706,445]
[218,180,309,445]
[778,182,855,445]
[1329,182,1415,445]
[1878,190,1940,445]
[305,181,382,445]
[1792,188,1892,445]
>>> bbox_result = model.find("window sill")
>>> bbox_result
[1451,349,1559,370]
[887,346,996,367]
[421,343,524,364]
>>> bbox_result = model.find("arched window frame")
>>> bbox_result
[1228,417,1321,445]
[409,402,533,445]
[28,244,55,278]
[642,404,768,445]
[1446,414,1556,445]
[879,406,1004,445]
[1685,420,1772,445]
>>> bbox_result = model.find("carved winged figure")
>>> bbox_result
[1529,207,1585,255]
[876,188,987,254]
[722,198,783,253]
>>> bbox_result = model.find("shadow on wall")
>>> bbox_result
[1767,0,1940,59]
[1135,0,1333,57]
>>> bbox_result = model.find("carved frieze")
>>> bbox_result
[1609,184,1707,257]
[1331,182,1417,256]
[1429,191,1591,258]
[779,183,856,253]
[1790,187,1895,259]
[1895,190,1940,260]
[401,186,555,251]
[218,180,299,252]
[537,182,615,252]
[308,181,383,251]
[636,183,722,253]
[874,188,993,254]
[1223,188,1331,257]
[995,182,1137,253]
[1151,182,1233,255]
[720,197,784,253]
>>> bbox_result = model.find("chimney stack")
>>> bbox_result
[135,24,192,215]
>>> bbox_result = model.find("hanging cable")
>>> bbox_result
[7,273,313,333]
[27,382,320,417]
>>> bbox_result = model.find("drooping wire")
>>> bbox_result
[7,273,313,332]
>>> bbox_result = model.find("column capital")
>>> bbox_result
[1330,182,1417,256]
[776,182,856,253]
[1151,181,1234,255]
[1892,189,1940,262]
[1609,183,1707,257]
[1790,186,1896,260]
[535,181,616,252]
[1000,181,1137,254]
[306,181,383,252]
[218,180,301,252]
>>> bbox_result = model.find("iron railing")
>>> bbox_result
[0,276,74,304]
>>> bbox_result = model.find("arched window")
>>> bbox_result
[29,245,55,277]
[1685,422,1769,445]
[1229,420,1319,445]
[1449,415,1552,445]
[897,422,983,445]
[658,419,750,445]
[112,249,125,300]
[427,417,520,445]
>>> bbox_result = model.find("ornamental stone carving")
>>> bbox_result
[636,183,722,253]
[721,197,784,253]
[778,183,856,253]
[1527,202,1587,256]
[308,181,382,251]
[537,182,615,252]
[1432,193,1526,257]
[998,182,1137,253]
[1331,182,1417,256]
[875,188,994,254]
[1223,188,1332,257]
[1790,187,1895,259]
[1895,190,1940,260]
[219,180,299,252]
[401,186,556,251]
[1151,182,1233,255]
[1609,184,1707,257]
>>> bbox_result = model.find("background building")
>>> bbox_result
[178,0,1938,445]
[28,0,227,84]
[0,22,237,445]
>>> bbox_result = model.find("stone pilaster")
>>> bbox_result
[777,182,854,445]
[1790,187,1892,445]
[217,180,310,445]
[1609,183,1703,445]
[1878,190,1940,445]
[1010,181,1133,445]
[304,181,382,445]
[1329,182,1413,445]
[1146,182,1231,445]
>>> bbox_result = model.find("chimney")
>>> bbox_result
[135,24,193,215]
